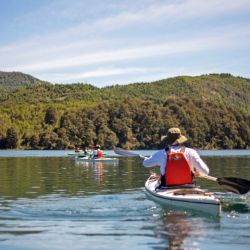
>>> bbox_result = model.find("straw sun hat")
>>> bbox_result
[161,127,188,146]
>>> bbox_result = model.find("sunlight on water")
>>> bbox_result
[0,150,249,250]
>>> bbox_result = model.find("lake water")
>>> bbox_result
[0,150,249,250]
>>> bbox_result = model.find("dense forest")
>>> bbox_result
[0,71,249,150]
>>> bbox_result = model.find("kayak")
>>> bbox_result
[76,156,119,163]
[145,174,221,216]
[67,152,89,157]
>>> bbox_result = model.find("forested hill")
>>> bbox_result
[0,71,49,90]
[0,71,249,150]
[106,73,250,112]
[0,72,249,112]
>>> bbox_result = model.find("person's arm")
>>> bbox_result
[91,150,96,158]
[143,150,163,168]
[187,149,209,176]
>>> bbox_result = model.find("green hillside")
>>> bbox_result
[0,71,49,90]
[1,73,249,112]
[0,71,249,150]
[105,74,250,112]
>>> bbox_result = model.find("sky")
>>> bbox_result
[0,0,250,87]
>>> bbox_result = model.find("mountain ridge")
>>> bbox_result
[0,71,50,90]
[0,71,249,150]
[0,71,249,113]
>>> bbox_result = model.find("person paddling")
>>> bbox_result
[142,127,209,187]
[91,145,104,159]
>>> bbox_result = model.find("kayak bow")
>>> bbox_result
[145,174,221,216]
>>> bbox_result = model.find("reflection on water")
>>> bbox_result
[75,159,119,185]
[162,212,202,250]
[0,152,249,250]
[146,206,221,250]
[77,161,105,184]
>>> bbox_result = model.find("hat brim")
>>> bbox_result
[172,135,188,145]
[161,134,188,145]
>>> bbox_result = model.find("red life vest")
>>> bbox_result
[165,147,193,186]
[97,150,103,158]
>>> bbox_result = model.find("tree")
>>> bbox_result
[97,125,119,149]
[44,107,58,125]
[0,136,6,149]
[39,130,59,149]
[30,134,40,148]
[5,128,18,149]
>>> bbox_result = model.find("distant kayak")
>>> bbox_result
[67,152,90,157]
[145,174,221,216]
[76,156,119,163]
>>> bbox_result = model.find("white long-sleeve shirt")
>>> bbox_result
[142,146,209,176]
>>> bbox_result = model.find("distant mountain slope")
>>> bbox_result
[104,74,250,111]
[0,72,249,149]
[1,72,249,112]
[0,71,49,90]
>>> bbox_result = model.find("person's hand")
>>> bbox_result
[194,170,201,177]
[139,155,145,160]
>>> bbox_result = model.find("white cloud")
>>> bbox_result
[1,0,250,85]
[2,25,249,73]
[39,66,153,83]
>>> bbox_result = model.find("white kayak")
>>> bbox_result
[67,152,89,157]
[145,174,221,216]
[76,156,119,163]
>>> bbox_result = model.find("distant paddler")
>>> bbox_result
[69,146,91,157]
[74,146,83,153]
[91,144,104,159]
[83,147,91,156]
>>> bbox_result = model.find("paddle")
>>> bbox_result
[114,147,250,195]
[114,147,145,158]
[202,175,250,195]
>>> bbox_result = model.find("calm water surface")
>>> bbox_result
[0,150,249,250]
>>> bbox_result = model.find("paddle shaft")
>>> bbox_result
[201,175,217,182]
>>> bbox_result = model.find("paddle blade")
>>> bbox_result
[217,177,250,195]
[114,147,140,157]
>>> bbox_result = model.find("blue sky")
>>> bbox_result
[0,0,250,87]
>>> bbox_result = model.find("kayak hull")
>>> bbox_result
[145,174,221,216]
[76,157,119,163]
[67,153,89,157]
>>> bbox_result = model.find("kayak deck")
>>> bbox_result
[76,157,119,163]
[145,174,221,216]
[67,153,89,157]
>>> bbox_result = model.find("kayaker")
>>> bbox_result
[75,146,83,153]
[91,145,103,159]
[83,147,91,156]
[142,127,209,187]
